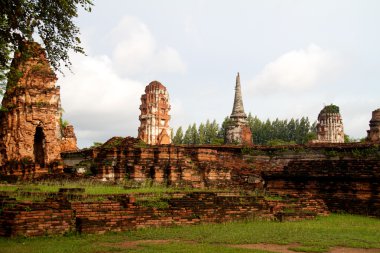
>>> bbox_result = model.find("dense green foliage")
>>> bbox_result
[247,113,317,145]
[0,0,93,94]
[173,119,224,145]
[0,214,379,253]
[59,118,69,129]
[320,104,340,114]
[172,114,317,145]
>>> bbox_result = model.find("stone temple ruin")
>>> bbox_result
[366,108,380,142]
[138,81,171,145]
[313,104,345,143]
[0,42,77,173]
[225,73,252,145]
[0,44,379,237]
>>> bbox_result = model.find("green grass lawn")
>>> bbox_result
[0,214,379,253]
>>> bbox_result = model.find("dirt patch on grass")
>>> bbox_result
[330,248,380,253]
[230,243,380,253]
[230,243,300,253]
[103,240,380,253]
[103,239,173,249]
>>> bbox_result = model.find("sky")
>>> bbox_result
[55,0,380,148]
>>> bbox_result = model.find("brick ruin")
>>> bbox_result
[225,73,252,145]
[313,105,345,143]
[0,42,77,175]
[0,191,326,236]
[0,46,379,237]
[1,140,379,236]
[60,125,78,152]
[62,139,380,215]
[366,108,380,142]
[138,81,171,145]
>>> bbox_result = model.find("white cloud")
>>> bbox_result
[249,44,342,94]
[58,53,144,148]
[110,16,186,76]
[55,16,189,148]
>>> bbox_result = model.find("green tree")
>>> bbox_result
[248,115,317,145]
[248,114,263,144]
[297,117,311,144]
[172,127,184,144]
[0,0,93,93]
[262,119,272,143]
[198,123,206,144]
[344,134,361,143]
[191,123,199,144]
[287,119,296,141]
[206,119,221,144]
[177,115,317,146]
[183,125,192,145]
[218,116,232,140]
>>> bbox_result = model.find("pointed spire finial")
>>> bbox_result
[231,72,247,119]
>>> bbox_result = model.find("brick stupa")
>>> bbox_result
[0,42,77,172]
[366,108,380,142]
[138,81,171,145]
[313,104,345,143]
[225,73,252,145]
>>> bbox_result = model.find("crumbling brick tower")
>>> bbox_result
[366,108,380,142]
[313,104,345,143]
[225,73,252,145]
[0,42,77,170]
[138,81,171,145]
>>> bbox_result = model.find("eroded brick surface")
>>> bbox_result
[63,140,380,217]
[0,192,325,236]
[367,108,380,142]
[0,42,77,176]
[138,81,171,145]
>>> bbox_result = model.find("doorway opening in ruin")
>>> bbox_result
[164,164,171,186]
[149,167,155,180]
[34,126,45,167]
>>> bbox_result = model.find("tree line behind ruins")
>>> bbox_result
[170,113,364,146]
[171,114,318,145]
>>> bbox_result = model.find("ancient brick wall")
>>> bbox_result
[263,159,380,216]
[71,193,269,234]
[0,192,322,236]
[62,140,380,217]
[0,197,74,237]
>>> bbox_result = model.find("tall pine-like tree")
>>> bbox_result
[172,115,317,145]
[183,125,192,144]
[172,127,184,144]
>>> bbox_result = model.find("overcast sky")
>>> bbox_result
[55,0,380,148]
